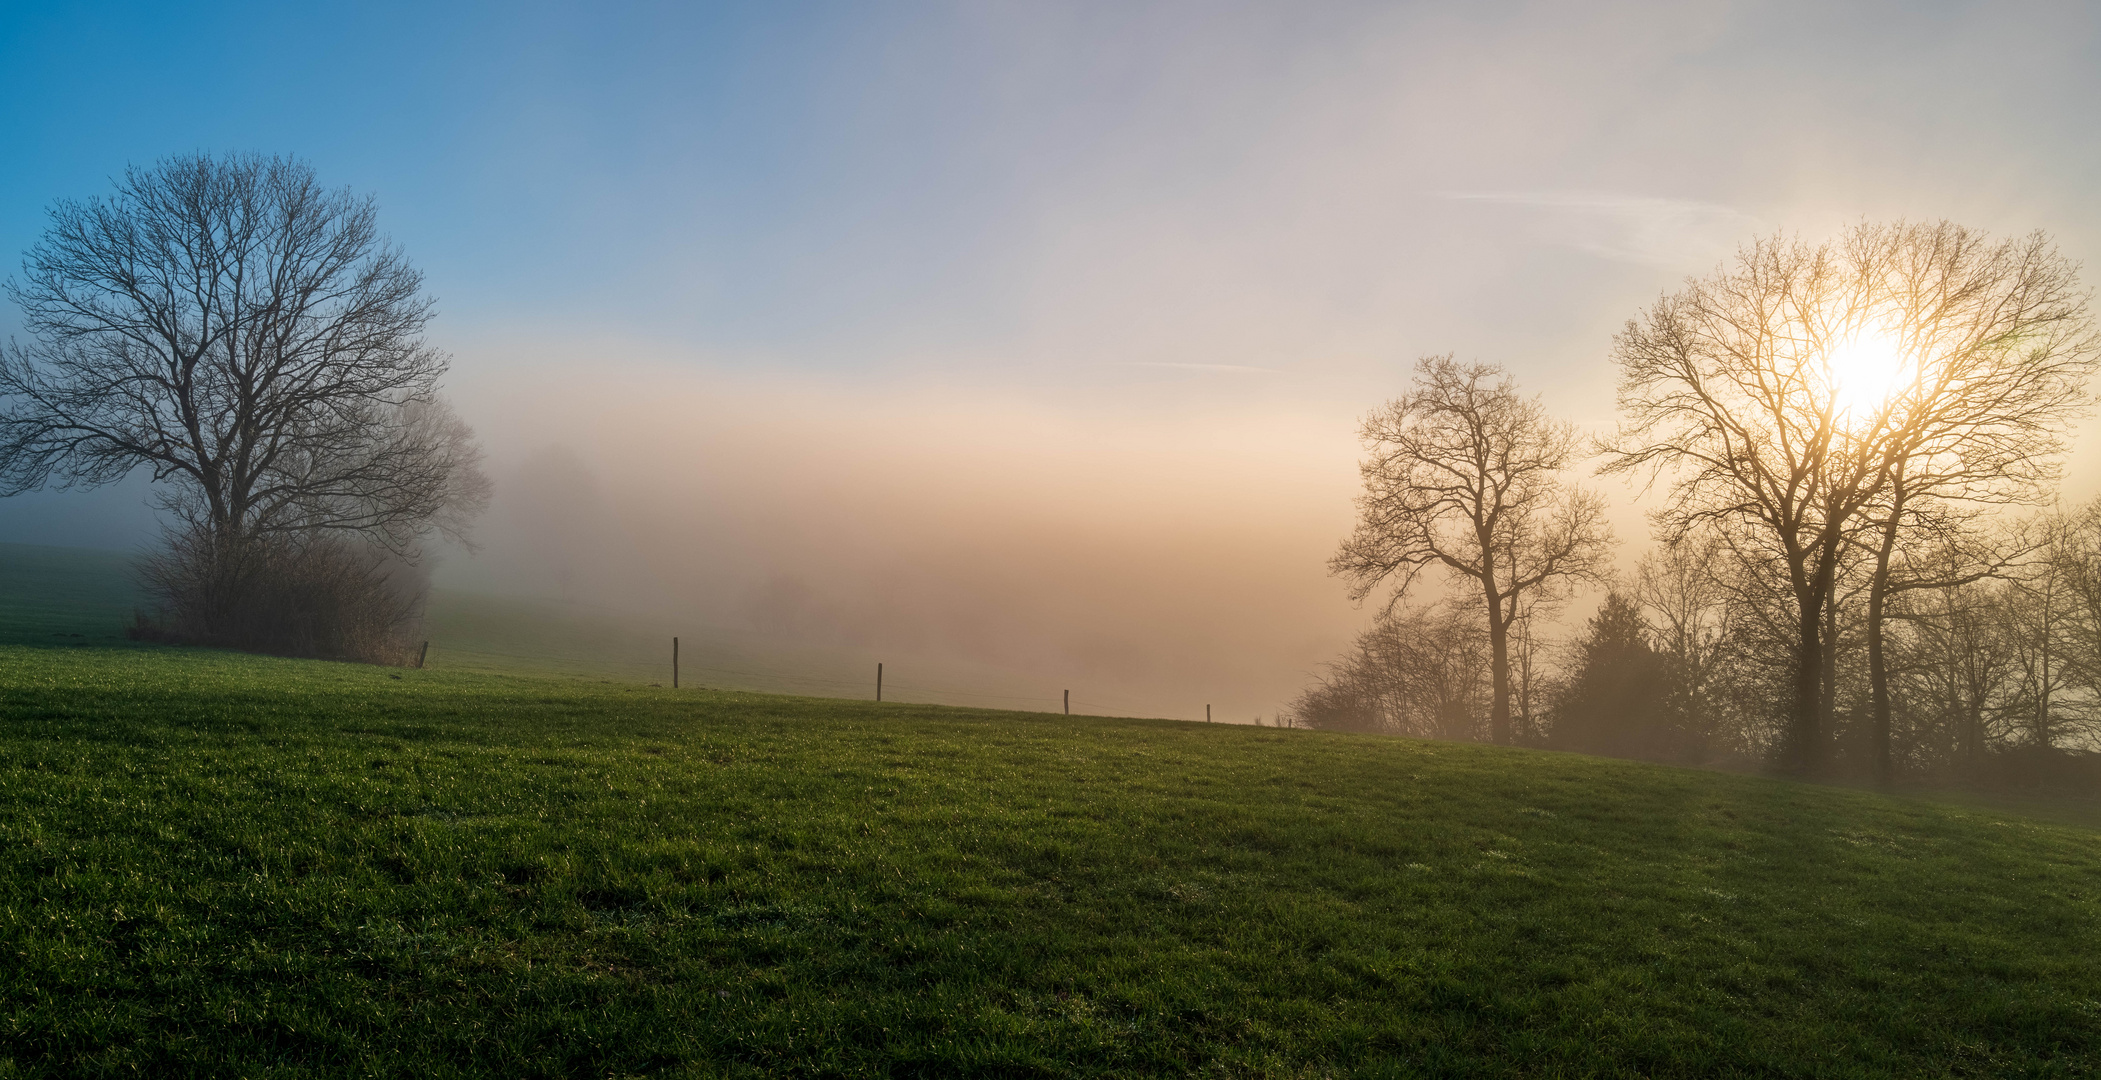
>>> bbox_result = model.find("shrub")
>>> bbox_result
[131,527,427,665]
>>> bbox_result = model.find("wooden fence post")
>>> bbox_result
[1064,689,1069,715]
[877,662,883,702]
[417,641,428,669]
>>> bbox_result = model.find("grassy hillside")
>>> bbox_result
[0,542,142,643]
[420,589,890,701]
[4,645,2101,1076]
[0,541,1184,717]
[417,589,1172,719]
[3,548,2101,1076]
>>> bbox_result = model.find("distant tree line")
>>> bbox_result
[1296,222,2101,785]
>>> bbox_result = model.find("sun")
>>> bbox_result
[1823,325,1911,423]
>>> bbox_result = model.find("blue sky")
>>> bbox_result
[5,1,2101,717]
[3,2,893,344]
[8,2,2099,377]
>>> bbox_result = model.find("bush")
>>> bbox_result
[1548,592,1695,763]
[130,528,427,665]
[1285,604,1488,738]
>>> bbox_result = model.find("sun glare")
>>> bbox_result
[1824,326,1911,423]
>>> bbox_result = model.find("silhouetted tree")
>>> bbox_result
[1884,558,2016,774]
[2010,502,2101,749]
[1605,223,2098,777]
[1333,355,1612,745]
[1550,593,1684,761]
[1289,603,1488,738]
[1605,230,1914,774]
[1632,537,1735,762]
[1845,223,2097,784]
[2000,522,2085,750]
[0,153,489,658]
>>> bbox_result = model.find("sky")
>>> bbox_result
[3,1,2101,719]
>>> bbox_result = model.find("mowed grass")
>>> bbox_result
[1,592,2100,1073]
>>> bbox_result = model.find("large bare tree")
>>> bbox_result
[1333,355,1612,745]
[1605,222,2096,777]
[1603,231,1918,774]
[1847,224,2097,783]
[0,153,488,648]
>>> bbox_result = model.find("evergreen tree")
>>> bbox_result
[1551,593,1684,761]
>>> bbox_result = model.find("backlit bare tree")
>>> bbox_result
[1849,223,2098,782]
[1333,355,1613,745]
[1288,602,1488,738]
[1885,545,2019,771]
[1605,232,1915,774]
[1607,223,2097,776]
[1633,536,1736,761]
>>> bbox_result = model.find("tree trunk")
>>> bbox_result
[1486,607,1511,746]
[2037,624,2053,748]
[1820,587,1840,770]
[1865,584,1890,784]
[1789,563,1827,776]
[1963,694,1984,774]
[1865,511,1902,787]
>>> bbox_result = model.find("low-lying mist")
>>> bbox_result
[439,359,1372,722]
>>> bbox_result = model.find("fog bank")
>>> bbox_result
[440,356,1372,722]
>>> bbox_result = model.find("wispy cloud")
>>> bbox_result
[1438,191,1762,267]
[1125,362,1281,373]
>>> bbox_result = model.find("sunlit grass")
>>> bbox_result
[2,636,2100,1077]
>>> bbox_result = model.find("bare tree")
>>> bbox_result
[1509,605,1549,745]
[1607,223,2098,775]
[1860,503,2034,778]
[2047,499,2101,739]
[1886,550,2017,772]
[1633,536,1736,762]
[1605,231,1920,774]
[2001,514,2089,749]
[1333,355,1613,745]
[1846,223,2098,783]
[1289,602,1488,739]
[0,153,489,650]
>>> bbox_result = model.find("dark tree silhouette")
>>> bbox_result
[1604,223,2096,777]
[1846,224,2097,784]
[1550,593,1684,761]
[1332,355,1612,745]
[0,153,489,656]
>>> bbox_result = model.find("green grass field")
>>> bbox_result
[3,547,2101,1076]
[418,589,892,702]
[0,543,142,643]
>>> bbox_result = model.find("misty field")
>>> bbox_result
[1,580,2100,1074]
